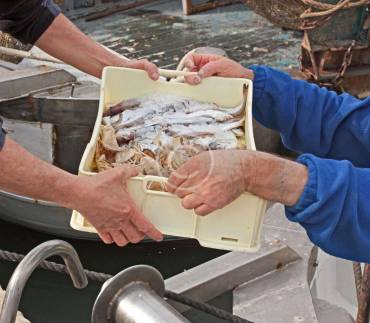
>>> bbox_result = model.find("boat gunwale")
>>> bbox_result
[0,189,57,207]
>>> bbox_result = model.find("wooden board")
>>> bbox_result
[0,66,76,100]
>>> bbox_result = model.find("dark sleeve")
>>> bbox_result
[0,117,6,152]
[0,0,61,45]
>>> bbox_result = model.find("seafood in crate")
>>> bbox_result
[95,92,247,181]
[71,67,267,252]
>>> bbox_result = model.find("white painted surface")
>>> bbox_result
[311,249,358,318]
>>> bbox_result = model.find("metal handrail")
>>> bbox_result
[0,240,88,323]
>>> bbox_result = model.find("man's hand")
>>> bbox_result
[166,150,248,215]
[72,165,163,246]
[0,138,163,247]
[183,53,254,85]
[167,150,308,215]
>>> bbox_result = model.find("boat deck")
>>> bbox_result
[0,2,357,323]
[75,0,302,70]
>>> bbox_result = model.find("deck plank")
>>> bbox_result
[76,1,302,71]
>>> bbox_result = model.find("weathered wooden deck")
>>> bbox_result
[76,0,302,70]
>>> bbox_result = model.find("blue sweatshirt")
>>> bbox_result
[249,65,370,262]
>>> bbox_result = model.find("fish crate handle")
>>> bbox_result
[141,175,175,197]
[158,69,198,79]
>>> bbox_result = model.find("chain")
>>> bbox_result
[353,262,363,304]
[331,40,356,88]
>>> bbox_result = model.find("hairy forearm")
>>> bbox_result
[243,151,308,206]
[35,14,128,78]
[0,137,79,208]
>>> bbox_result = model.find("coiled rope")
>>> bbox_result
[301,0,369,18]
[0,248,253,323]
[244,0,369,30]
[300,0,370,29]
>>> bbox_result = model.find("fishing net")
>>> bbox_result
[244,0,369,30]
[0,31,31,64]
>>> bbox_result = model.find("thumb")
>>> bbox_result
[128,59,159,80]
[117,164,140,179]
[130,206,163,241]
[198,60,225,78]
[184,53,196,70]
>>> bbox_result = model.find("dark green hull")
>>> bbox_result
[0,219,228,323]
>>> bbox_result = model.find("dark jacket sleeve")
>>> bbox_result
[286,154,370,263]
[0,118,6,151]
[249,65,370,168]
[0,0,61,44]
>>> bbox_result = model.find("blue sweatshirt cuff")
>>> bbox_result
[283,154,370,262]
[285,154,317,219]
[248,65,267,103]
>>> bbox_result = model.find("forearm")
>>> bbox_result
[242,151,370,262]
[0,137,163,245]
[35,14,128,78]
[0,137,79,208]
[242,151,308,206]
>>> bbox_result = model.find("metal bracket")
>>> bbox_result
[166,240,300,313]
[92,265,189,323]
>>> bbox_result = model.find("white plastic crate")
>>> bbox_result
[71,67,267,251]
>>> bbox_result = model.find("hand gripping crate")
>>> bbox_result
[71,67,267,251]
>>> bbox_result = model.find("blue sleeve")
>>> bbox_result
[250,65,370,167]
[0,118,5,151]
[286,154,370,263]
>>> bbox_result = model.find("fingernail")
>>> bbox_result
[193,76,201,84]
[152,72,159,79]
[198,69,204,77]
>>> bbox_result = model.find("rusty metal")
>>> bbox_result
[332,40,356,87]
[356,264,370,323]
[300,31,370,93]
[353,262,363,304]
[295,2,370,94]
[341,70,370,97]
